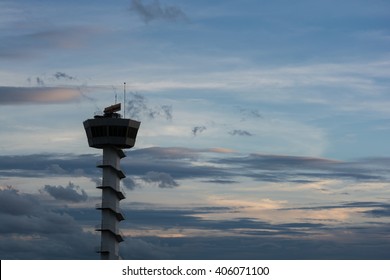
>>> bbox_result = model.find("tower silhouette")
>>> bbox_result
[83,103,140,259]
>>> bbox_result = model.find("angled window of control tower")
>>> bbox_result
[83,103,140,260]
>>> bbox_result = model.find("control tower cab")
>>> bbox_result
[83,103,140,149]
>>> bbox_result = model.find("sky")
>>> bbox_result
[1,0,390,259]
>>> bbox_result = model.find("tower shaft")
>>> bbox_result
[97,146,126,260]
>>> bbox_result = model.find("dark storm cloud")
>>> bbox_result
[0,187,97,259]
[228,129,254,136]
[130,0,187,23]
[43,182,88,202]
[126,92,173,121]
[0,86,81,105]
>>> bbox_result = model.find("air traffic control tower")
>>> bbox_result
[83,103,140,260]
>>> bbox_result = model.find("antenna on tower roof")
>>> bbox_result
[123,82,126,118]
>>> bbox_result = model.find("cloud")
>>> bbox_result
[239,108,263,121]
[0,26,101,59]
[123,177,138,190]
[119,205,390,259]
[161,105,173,120]
[365,207,390,217]
[46,164,67,175]
[0,186,97,259]
[202,179,238,184]
[283,201,390,217]
[142,171,179,188]
[126,92,173,121]
[130,0,187,23]
[43,182,88,202]
[0,187,40,216]
[0,86,81,105]
[36,77,45,86]
[2,148,390,259]
[229,129,254,136]
[192,126,206,136]
[2,185,389,259]
[26,76,46,86]
[54,72,76,80]
[213,153,390,183]
[2,149,390,188]
[0,153,99,179]
[126,92,147,119]
[123,233,390,260]
[122,237,174,259]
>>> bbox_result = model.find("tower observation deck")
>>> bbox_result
[83,103,140,260]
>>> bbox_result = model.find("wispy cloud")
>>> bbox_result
[54,72,76,81]
[0,26,101,59]
[130,0,187,23]
[229,129,254,136]
[238,108,263,121]
[126,92,173,121]
[192,126,206,136]
[0,86,81,105]
[35,77,45,86]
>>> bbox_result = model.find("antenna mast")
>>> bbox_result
[123,82,126,118]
